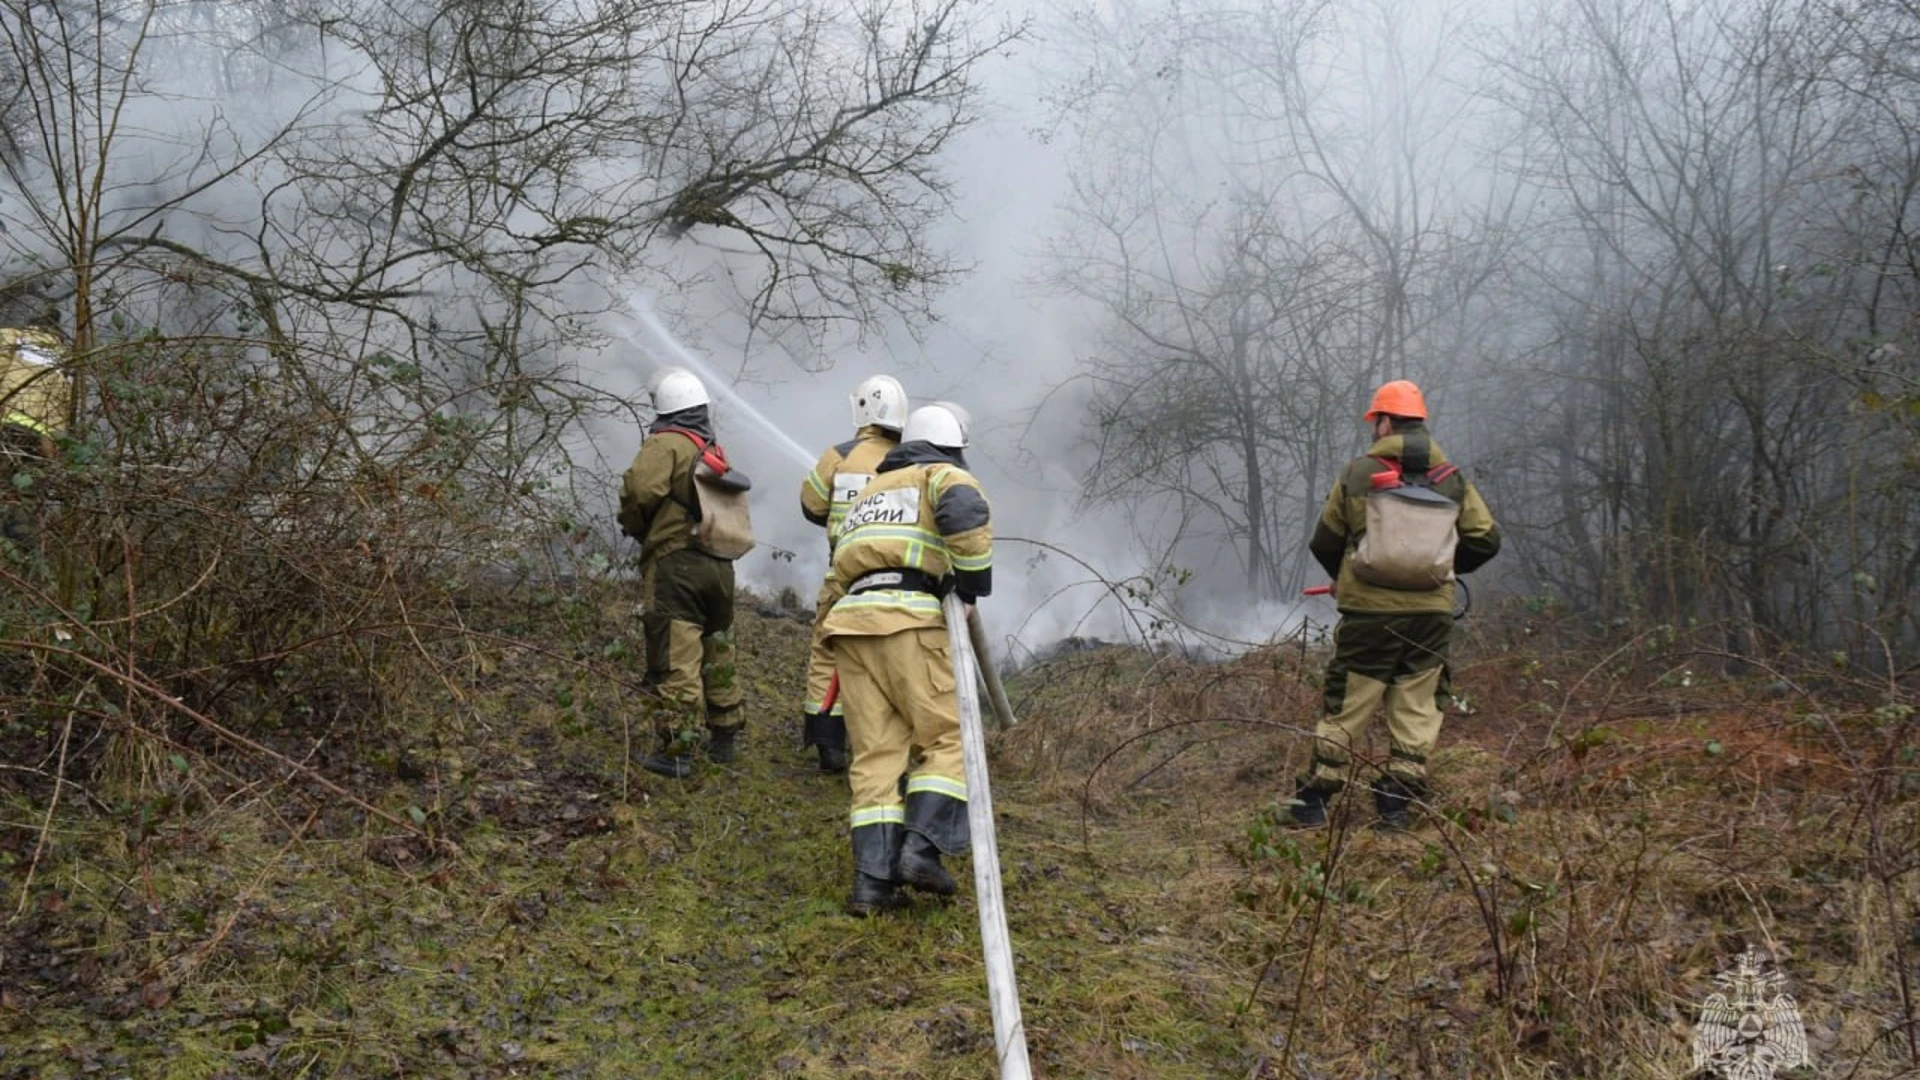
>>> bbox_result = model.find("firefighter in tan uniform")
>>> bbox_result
[1,326,71,557]
[821,403,991,916]
[798,375,909,773]
[618,368,749,779]
[1288,380,1501,830]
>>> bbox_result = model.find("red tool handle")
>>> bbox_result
[821,671,840,712]
[1302,584,1333,596]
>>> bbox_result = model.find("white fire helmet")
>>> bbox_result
[650,367,709,414]
[849,374,909,432]
[901,402,970,449]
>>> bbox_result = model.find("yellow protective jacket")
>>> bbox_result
[822,444,992,638]
[0,328,70,441]
[617,415,709,565]
[801,425,898,550]
[1308,426,1500,615]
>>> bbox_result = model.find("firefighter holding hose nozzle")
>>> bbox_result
[798,375,909,774]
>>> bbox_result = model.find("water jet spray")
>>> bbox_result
[621,295,1019,730]
[624,296,816,471]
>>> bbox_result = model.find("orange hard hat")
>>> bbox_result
[1363,379,1427,421]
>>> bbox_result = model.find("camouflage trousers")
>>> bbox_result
[639,548,742,748]
[1308,612,1453,789]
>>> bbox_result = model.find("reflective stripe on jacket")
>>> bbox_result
[0,328,70,437]
[801,425,897,548]
[822,455,991,638]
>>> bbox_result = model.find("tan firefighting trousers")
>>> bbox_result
[832,626,965,823]
[803,577,844,718]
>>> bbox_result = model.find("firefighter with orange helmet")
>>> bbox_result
[1288,380,1501,831]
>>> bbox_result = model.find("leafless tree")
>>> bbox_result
[1041,0,1513,599]
[0,0,1021,745]
[1483,0,1920,653]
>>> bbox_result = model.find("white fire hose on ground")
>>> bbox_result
[943,593,1032,1080]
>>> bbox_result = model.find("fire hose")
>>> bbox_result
[943,593,1031,1079]
[817,600,1026,1075]
[968,606,1019,729]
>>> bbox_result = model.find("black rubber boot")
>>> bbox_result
[896,832,955,896]
[847,872,903,917]
[1371,777,1421,832]
[846,825,907,917]
[818,742,850,774]
[1285,779,1340,829]
[637,750,692,779]
[898,790,969,896]
[706,725,740,764]
[803,712,850,774]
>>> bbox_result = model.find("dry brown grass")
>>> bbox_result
[997,616,1920,1079]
